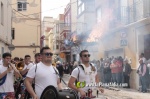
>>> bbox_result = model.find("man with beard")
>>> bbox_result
[33,53,41,65]
[68,50,104,98]
[25,47,62,99]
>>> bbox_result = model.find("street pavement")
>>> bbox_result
[61,74,150,99]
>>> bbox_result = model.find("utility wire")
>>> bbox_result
[8,0,83,27]
[8,0,77,18]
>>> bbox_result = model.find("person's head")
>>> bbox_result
[80,50,90,63]
[20,58,23,61]
[2,52,12,66]
[140,53,144,58]
[34,53,41,63]
[14,57,20,63]
[56,61,60,65]
[113,59,116,64]
[139,58,143,64]
[124,59,128,64]
[100,58,103,62]
[73,61,78,66]
[40,47,53,63]
[24,55,31,64]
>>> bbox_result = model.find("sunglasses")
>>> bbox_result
[43,53,53,56]
[82,54,90,57]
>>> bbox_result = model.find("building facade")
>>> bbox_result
[42,17,55,47]
[70,0,77,62]
[71,0,96,62]
[0,0,12,57]
[52,14,65,62]
[60,3,71,63]
[11,0,41,60]
[95,0,150,89]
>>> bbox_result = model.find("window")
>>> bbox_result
[1,2,4,25]
[17,0,27,11]
[78,7,81,15]
[68,13,71,26]
[12,28,15,39]
[78,3,85,15]
[82,3,85,11]
[78,0,82,6]
[56,24,59,33]
[96,7,102,23]
[65,16,68,26]
[56,45,59,49]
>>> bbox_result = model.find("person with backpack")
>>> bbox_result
[68,50,104,98]
[24,47,62,99]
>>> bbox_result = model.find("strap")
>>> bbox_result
[34,64,37,82]
[33,64,37,91]
[53,67,67,86]
[79,65,84,71]
[22,72,28,78]
[75,67,80,86]
[0,75,7,86]
[79,63,96,72]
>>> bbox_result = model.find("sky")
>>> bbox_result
[42,0,70,19]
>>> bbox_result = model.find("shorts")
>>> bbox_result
[0,92,15,99]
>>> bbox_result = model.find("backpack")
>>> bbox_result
[75,63,96,86]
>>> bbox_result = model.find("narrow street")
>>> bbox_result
[62,74,150,99]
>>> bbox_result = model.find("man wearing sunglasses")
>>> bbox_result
[25,47,62,99]
[68,50,104,98]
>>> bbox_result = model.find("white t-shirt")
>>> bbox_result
[142,57,146,63]
[22,63,34,80]
[23,63,34,70]
[26,62,59,98]
[0,60,3,65]
[71,64,97,92]
[0,65,14,92]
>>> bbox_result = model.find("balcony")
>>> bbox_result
[109,0,150,29]
[60,46,71,53]
[60,23,71,35]
[110,0,150,28]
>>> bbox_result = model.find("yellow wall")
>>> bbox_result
[11,0,41,60]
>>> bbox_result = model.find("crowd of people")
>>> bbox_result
[0,51,41,98]
[0,46,150,99]
[0,47,104,99]
[92,53,150,92]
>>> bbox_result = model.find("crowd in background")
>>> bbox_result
[55,53,150,92]
[0,52,150,98]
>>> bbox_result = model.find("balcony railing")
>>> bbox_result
[59,23,71,34]
[109,0,150,28]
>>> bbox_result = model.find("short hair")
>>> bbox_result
[24,55,31,59]
[141,53,144,56]
[20,58,23,61]
[79,50,88,57]
[2,52,11,58]
[14,57,19,61]
[34,53,40,58]
[40,46,50,54]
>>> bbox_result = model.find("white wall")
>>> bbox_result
[71,0,77,32]
[0,0,12,55]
